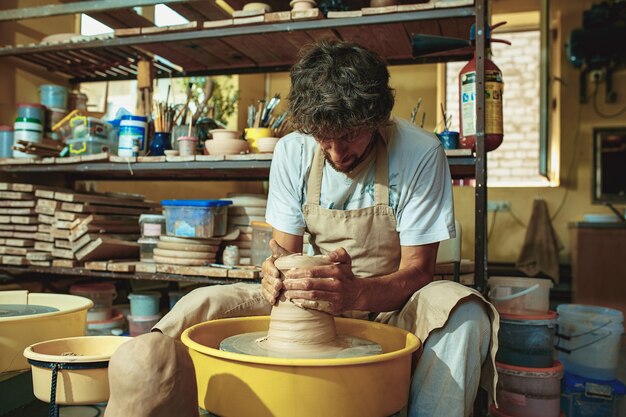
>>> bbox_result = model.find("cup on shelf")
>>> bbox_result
[437,130,459,150]
[178,136,198,156]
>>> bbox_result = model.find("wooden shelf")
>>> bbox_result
[0,155,476,180]
[0,6,475,82]
[0,264,260,285]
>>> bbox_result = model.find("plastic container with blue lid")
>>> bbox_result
[162,200,232,238]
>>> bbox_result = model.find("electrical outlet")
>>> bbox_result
[487,200,511,212]
[590,69,604,83]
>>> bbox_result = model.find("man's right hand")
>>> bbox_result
[261,239,293,305]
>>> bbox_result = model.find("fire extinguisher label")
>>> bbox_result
[461,71,504,136]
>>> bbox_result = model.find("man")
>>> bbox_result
[110,40,497,417]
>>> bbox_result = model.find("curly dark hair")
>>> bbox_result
[287,41,395,139]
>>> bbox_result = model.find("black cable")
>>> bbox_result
[508,209,527,228]
[593,81,626,119]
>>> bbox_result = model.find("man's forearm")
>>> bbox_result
[352,265,433,312]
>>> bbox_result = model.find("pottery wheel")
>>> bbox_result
[0,304,59,318]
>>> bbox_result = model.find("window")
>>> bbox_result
[445,30,549,187]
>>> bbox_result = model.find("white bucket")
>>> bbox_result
[488,277,553,315]
[555,304,624,381]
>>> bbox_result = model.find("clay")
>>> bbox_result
[260,254,342,353]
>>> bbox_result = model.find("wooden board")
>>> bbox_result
[33,232,54,242]
[54,239,72,250]
[5,238,34,247]
[0,208,36,215]
[34,242,54,252]
[136,262,157,273]
[75,238,139,262]
[54,192,159,209]
[156,241,219,252]
[0,200,35,208]
[1,256,28,266]
[60,202,152,216]
[156,263,228,277]
[107,261,139,273]
[52,248,75,260]
[38,214,55,224]
[2,247,28,256]
[0,191,34,200]
[153,248,217,260]
[153,255,210,266]
[28,260,51,267]
[84,261,109,271]
[227,267,260,279]
[9,216,37,225]
[232,240,252,249]
[35,205,56,215]
[55,211,88,222]
[38,224,51,233]
[50,228,70,239]
[26,252,53,261]
[52,259,81,268]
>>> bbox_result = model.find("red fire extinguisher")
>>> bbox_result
[459,22,510,152]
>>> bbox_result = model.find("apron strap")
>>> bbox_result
[306,145,325,206]
[306,134,389,206]
[373,137,389,206]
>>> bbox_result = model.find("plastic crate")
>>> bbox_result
[162,200,232,238]
[561,372,625,417]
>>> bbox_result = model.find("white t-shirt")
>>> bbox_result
[266,118,455,246]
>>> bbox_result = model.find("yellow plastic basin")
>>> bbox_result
[23,336,132,405]
[0,291,94,372]
[182,316,421,417]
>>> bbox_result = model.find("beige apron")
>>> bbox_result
[302,134,499,403]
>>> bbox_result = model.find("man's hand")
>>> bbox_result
[261,239,293,305]
[282,247,360,315]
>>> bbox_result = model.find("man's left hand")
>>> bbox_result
[282,247,360,315]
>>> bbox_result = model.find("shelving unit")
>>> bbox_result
[0,0,489,292]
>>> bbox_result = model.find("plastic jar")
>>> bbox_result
[13,117,43,158]
[86,310,125,336]
[0,126,13,158]
[16,103,45,123]
[69,282,117,322]
[128,292,161,316]
[497,311,557,368]
[556,304,624,380]
[118,115,148,156]
[223,245,240,266]
[70,116,111,139]
[138,237,159,262]
[39,84,68,110]
[251,221,272,266]
[488,276,553,315]
[496,361,563,417]
[139,214,166,238]
[177,135,198,156]
[128,314,161,337]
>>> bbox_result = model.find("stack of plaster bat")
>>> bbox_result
[224,193,267,265]
[35,189,160,264]
[0,182,45,266]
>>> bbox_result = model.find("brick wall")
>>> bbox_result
[446,30,548,186]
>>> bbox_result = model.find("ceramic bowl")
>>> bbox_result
[290,0,316,10]
[164,150,179,157]
[205,139,250,156]
[257,137,280,153]
[243,2,272,12]
[210,129,240,141]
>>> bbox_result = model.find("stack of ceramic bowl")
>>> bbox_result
[206,129,249,156]
[69,283,125,336]
[290,0,316,10]
[487,277,563,417]
[127,292,161,337]
[153,235,221,266]
[224,193,267,265]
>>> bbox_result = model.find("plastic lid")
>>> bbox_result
[14,117,42,124]
[139,214,165,222]
[128,291,161,299]
[16,102,45,108]
[70,282,116,295]
[496,360,564,375]
[137,237,160,244]
[161,199,233,207]
[0,125,13,131]
[251,221,271,229]
[499,310,557,321]
[121,115,147,122]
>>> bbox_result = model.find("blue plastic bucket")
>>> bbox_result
[556,304,624,381]
[39,84,68,110]
[128,292,161,317]
[496,311,557,368]
[0,126,13,158]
